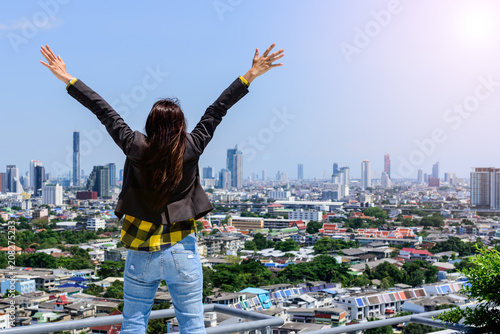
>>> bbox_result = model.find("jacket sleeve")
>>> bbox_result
[67,80,136,157]
[190,78,249,155]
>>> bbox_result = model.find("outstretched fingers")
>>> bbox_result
[262,43,276,57]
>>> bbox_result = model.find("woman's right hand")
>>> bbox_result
[243,43,284,84]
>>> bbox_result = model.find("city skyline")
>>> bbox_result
[2,1,500,180]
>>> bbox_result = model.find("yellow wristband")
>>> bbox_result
[66,77,78,90]
[239,75,249,87]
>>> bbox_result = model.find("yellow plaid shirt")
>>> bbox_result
[121,215,196,252]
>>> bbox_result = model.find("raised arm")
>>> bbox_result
[40,45,136,157]
[190,43,284,154]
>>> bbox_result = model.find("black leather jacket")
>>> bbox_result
[67,78,248,225]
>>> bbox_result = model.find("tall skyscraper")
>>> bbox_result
[203,166,214,179]
[107,163,116,187]
[218,169,231,189]
[0,173,5,193]
[381,172,392,189]
[73,131,80,186]
[297,164,304,180]
[471,167,500,209]
[6,165,20,193]
[261,170,266,181]
[384,154,391,178]
[432,161,439,179]
[361,160,371,190]
[87,165,110,197]
[227,146,242,189]
[29,160,42,190]
[332,163,339,177]
[34,165,46,196]
[417,169,424,184]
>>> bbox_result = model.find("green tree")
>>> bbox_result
[403,323,440,334]
[253,233,273,250]
[147,302,171,334]
[439,247,500,331]
[363,207,388,220]
[16,252,57,268]
[306,221,323,234]
[364,318,393,334]
[380,277,392,289]
[103,280,124,299]
[274,239,299,252]
[98,261,125,279]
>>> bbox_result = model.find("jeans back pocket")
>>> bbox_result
[171,249,201,282]
[125,250,152,280]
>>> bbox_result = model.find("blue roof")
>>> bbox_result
[321,289,338,295]
[239,287,269,295]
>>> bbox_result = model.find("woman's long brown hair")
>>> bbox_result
[144,98,186,210]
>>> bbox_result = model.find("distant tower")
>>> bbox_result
[87,166,110,197]
[29,160,42,189]
[34,165,46,196]
[333,163,339,176]
[6,165,19,193]
[261,170,266,181]
[361,160,371,190]
[432,161,439,179]
[417,169,424,184]
[384,154,391,178]
[202,166,214,179]
[227,146,242,189]
[381,172,392,189]
[218,169,231,189]
[73,132,80,186]
[107,163,116,187]
[297,164,304,180]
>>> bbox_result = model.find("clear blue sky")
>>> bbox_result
[1,0,500,181]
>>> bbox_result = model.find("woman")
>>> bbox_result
[40,43,284,334]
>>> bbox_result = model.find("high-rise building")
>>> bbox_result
[328,166,350,199]
[332,163,339,177]
[381,172,392,189]
[107,163,116,187]
[87,166,110,197]
[417,169,424,184]
[202,166,214,179]
[297,164,304,180]
[34,166,46,196]
[6,165,20,193]
[119,169,124,181]
[0,173,5,193]
[227,146,242,189]
[361,160,371,190]
[42,184,63,205]
[261,170,266,181]
[29,160,42,190]
[384,154,391,178]
[471,167,500,209]
[73,131,80,186]
[218,169,231,189]
[432,161,439,179]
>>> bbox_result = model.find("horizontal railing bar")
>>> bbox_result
[0,304,282,334]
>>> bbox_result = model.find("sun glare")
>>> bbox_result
[455,3,500,46]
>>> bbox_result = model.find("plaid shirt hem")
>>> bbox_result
[120,215,196,252]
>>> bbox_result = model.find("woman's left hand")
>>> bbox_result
[40,45,73,84]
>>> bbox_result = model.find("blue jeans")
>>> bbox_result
[121,234,205,334]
